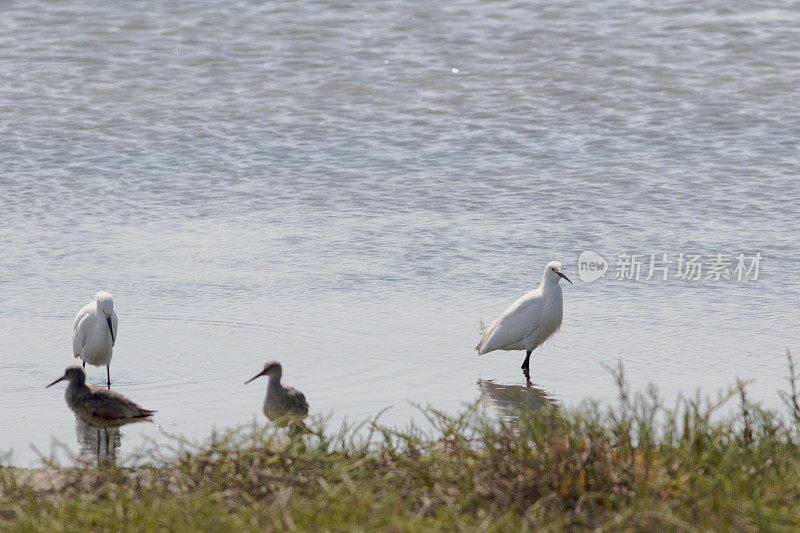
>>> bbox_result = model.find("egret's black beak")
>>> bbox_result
[557,271,573,285]
[106,315,115,346]
[46,375,65,388]
[244,370,266,385]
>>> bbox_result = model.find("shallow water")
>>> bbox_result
[1,0,799,466]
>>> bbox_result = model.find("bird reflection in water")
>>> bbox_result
[476,373,558,425]
[74,417,120,465]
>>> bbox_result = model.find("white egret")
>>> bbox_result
[46,365,155,453]
[72,291,118,388]
[475,261,572,372]
[245,361,309,429]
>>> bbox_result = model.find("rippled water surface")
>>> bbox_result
[1,0,799,465]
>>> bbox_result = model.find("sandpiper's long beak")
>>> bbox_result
[557,270,573,285]
[105,314,115,346]
[46,375,66,388]
[244,370,266,385]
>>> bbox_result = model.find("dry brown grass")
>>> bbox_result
[3,353,800,531]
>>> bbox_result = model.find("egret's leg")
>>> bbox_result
[104,429,110,454]
[521,350,532,371]
[96,430,101,455]
[106,365,111,389]
[523,370,532,386]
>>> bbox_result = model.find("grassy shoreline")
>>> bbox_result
[3,356,800,531]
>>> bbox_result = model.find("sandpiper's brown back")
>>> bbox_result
[58,366,155,429]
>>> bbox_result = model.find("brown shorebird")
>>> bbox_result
[245,361,309,428]
[47,365,154,452]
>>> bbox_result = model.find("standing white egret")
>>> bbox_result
[475,261,572,372]
[73,291,118,388]
[46,365,155,454]
[245,361,309,427]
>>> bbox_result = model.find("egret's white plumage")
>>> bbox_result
[72,291,118,388]
[476,261,572,371]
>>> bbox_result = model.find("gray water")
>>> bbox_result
[1,0,799,466]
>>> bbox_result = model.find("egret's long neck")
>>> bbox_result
[539,276,561,296]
